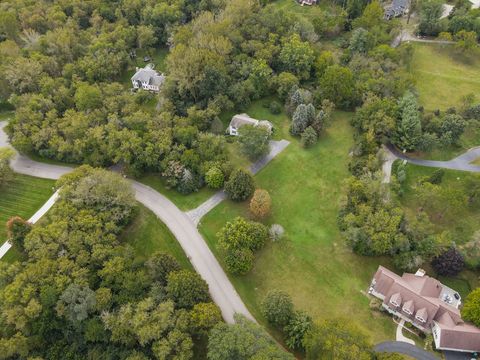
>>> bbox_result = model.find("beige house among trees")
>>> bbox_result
[369,266,480,354]
[227,114,273,136]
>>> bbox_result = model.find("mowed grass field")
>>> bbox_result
[199,111,396,343]
[120,204,191,269]
[411,43,480,111]
[0,174,55,262]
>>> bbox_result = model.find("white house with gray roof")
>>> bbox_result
[131,64,165,92]
[227,114,273,136]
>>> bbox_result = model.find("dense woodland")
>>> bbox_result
[1,0,480,358]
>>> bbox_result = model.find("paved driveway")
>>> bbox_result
[386,144,480,173]
[375,341,439,360]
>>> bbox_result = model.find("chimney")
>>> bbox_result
[415,269,426,277]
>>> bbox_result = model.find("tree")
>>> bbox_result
[418,0,444,36]
[74,84,102,112]
[303,319,373,360]
[238,124,270,161]
[393,91,422,151]
[249,189,272,219]
[136,25,157,49]
[146,252,181,285]
[205,166,224,189]
[0,147,14,187]
[275,72,299,100]
[284,311,313,350]
[207,314,294,360]
[190,302,222,334]
[318,65,357,109]
[224,169,255,201]
[6,216,32,253]
[291,103,315,135]
[279,34,315,80]
[301,126,318,148]
[56,284,96,323]
[166,270,210,309]
[431,247,465,276]
[217,217,268,274]
[462,287,480,327]
[261,290,294,328]
[349,28,373,54]
[440,113,466,146]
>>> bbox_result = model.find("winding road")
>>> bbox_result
[0,121,289,323]
[386,144,480,173]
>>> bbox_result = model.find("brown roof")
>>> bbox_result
[371,266,480,352]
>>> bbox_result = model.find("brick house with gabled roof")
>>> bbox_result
[369,266,480,354]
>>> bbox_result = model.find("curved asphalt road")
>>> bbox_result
[386,144,480,173]
[375,341,439,360]
[0,121,253,324]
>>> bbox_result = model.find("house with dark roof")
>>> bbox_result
[369,266,480,354]
[131,64,165,92]
[384,0,409,19]
[227,114,273,136]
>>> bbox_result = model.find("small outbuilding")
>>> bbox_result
[131,64,165,93]
[227,114,273,136]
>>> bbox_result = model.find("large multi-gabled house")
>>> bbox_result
[369,266,480,354]
[131,64,165,92]
[384,0,409,19]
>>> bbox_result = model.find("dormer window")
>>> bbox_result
[402,300,414,315]
[389,293,402,307]
[415,308,428,323]
[403,307,412,315]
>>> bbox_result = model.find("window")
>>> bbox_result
[402,307,412,315]
[415,315,426,323]
[390,299,399,307]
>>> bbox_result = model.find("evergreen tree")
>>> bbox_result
[393,91,422,151]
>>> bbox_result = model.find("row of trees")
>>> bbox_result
[0,166,224,359]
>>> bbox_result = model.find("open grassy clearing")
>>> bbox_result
[270,0,328,21]
[0,174,55,263]
[200,111,397,344]
[410,43,480,112]
[120,204,191,269]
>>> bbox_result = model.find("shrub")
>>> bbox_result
[426,169,445,184]
[301,126,318,148]
[224,169,255,201]
[205,166,224,189]
[249,189,272,219]
[166,270,210,309]
[269,101,282,114]
[224,247,255,275]
[462,287,480,327]
[261,290,294,328]
[431,247,465,276]
[217,217,269,274]
[284,310,313,350]
[269,224,285,241]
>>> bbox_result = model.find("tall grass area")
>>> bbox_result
[200,112,396,343]
[411,43,480,111]
[0,174,55,262]
[398,163,480,296]
[120,204,191,269]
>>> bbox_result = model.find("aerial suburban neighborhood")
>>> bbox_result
[0,0,479,359]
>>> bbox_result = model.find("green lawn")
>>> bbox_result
[270,0,327,21]
[120,204,191,269]
[0,174,55,263]
[410,43,480,111]
[199,111,396,344]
